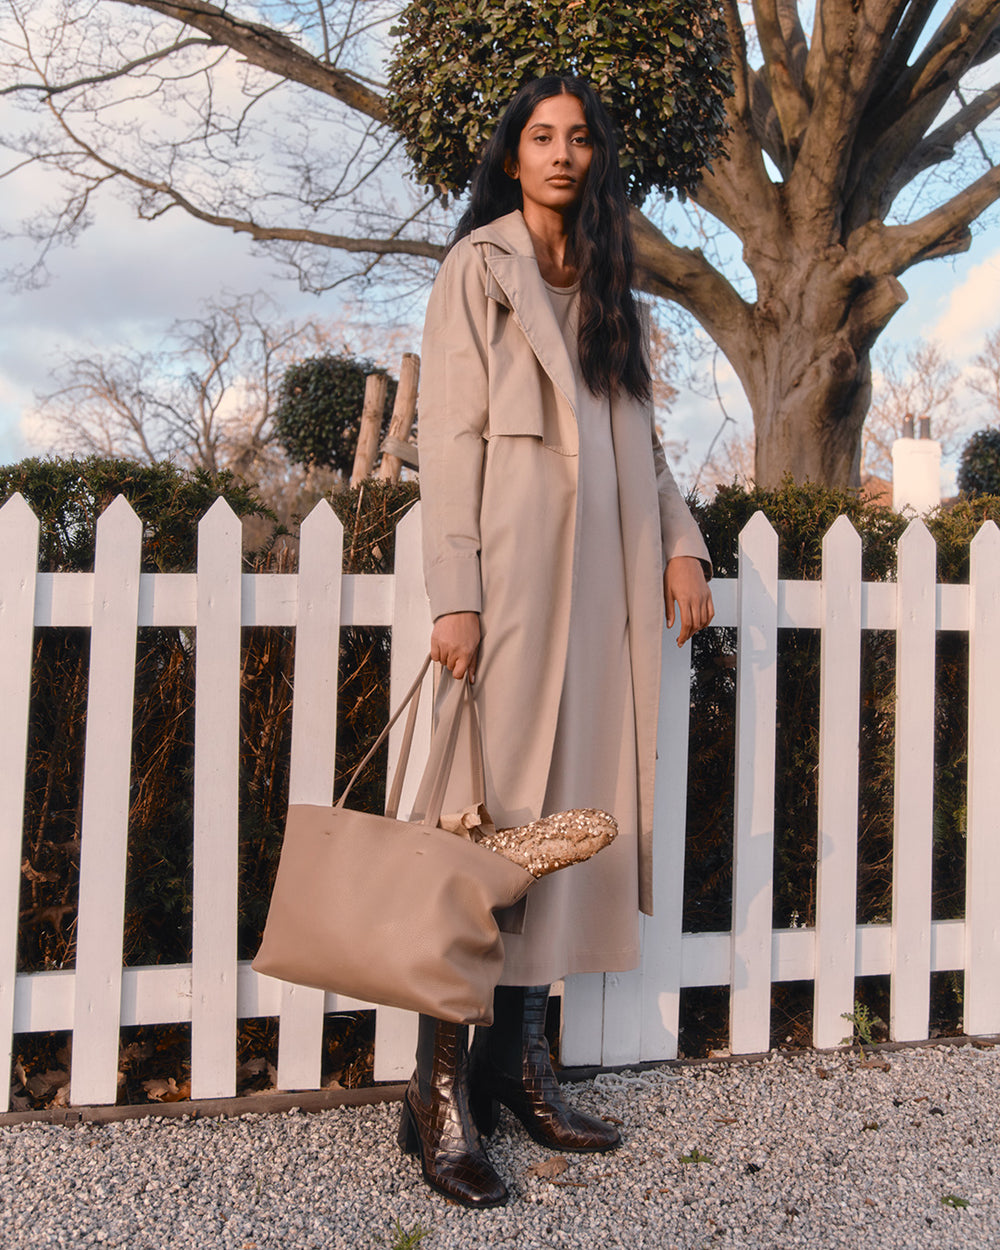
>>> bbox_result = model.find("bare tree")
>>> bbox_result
[4,0,1000,484]
[30,292,325,475]
[967,326,1000,421]
[861,340,965,483]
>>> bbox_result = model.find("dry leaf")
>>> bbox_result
[142,1077,191,1103]
[26,1069,69,1099]
[525,1156,569,1180]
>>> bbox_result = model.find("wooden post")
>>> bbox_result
[350,374,388,488]
[378,353,421,483]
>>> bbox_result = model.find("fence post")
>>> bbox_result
[890,519,936,1042]
[350,374,389,488]
[730,511,778,1055]
[373,500,432,1081]
[0,496,39,1111]
[813,516,862,1047]
[191,499,242,1100]
[638,629,695,1061]
[276,501,345,1090]
[965,520,1000,1035]
[378,353,420,483]
[70,497,142,1105]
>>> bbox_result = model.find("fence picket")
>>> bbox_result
[965,521,1000,1034]
[373,502,431,1083]
[891,520,936,1041]
[0,496,39,1111]
[813,517,862,1047]
[638,631,694,1061]
[7,497,1000,1111]
[276,502,345,1090]
[559,972,605,1066]
[70,497,142,1105]
[730,512,779,1054]
[191,500,242,1099]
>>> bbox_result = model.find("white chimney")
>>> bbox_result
[891,413,941,514]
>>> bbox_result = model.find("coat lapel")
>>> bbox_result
[471,212,578,419]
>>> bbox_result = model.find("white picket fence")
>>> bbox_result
[2,494,999,1111]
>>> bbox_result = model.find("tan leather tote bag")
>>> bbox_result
[252,657,534,1025]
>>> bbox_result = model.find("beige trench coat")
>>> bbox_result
[419,210,710,916]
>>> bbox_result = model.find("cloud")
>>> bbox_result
[930,248,1000,356]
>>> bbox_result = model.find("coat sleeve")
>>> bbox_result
[418,240,491,620]
[651,418,713,579]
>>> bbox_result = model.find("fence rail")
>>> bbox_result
[2,493,998,1110]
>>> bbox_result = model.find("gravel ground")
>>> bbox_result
[2,1043,998,1249]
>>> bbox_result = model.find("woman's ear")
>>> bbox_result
[503,155,519,180]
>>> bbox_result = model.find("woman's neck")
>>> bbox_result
[521,204,578,287]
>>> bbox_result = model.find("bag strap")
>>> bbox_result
[407,676,486,828]
[335,657,487,828]
[335,655,431,810]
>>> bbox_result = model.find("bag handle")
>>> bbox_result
[335,655,431,811]
[408,676,486,828]
[335,656,486,828]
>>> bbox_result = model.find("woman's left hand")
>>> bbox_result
[664,556,714,646]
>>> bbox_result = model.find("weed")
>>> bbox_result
[679,1148,714,1164]
[941,1194,970,1209]
[386,1218,433,1249]
[840,1002,885,1056]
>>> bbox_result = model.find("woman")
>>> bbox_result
[402,75,714,1207]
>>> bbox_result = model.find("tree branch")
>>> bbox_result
[112,0,387,121]
[869,0,941,109]
[631,209,756,380]
[0,37,215,97]
[863,164,1000,273]
[874,0,1000,140]
[752,0,810,156]
[886,80,1000,201]
[791,0,909,220]
[698,0,786,226]
[48,103,445,262]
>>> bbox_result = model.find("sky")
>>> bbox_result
[1,10,998,488]
[3,185,998,489]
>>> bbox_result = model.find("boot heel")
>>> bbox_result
[397,1095,419,1155]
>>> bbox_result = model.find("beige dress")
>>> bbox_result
[498,280,640,985]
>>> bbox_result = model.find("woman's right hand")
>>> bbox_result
[430,611,481,682]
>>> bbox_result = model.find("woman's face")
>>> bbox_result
[506,92,593,216]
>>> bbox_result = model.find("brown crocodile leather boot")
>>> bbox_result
[469,985,621,1153]
[397,1014,508,1208]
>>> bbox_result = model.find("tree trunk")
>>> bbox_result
[635,210,909,489]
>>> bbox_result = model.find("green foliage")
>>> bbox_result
[0,456,276,572]
[387,0,732,202]
[840,1002,886,1053]
[683,481,996,944]
[941,1194,970,1209]
[275,355,398,476]
[957,427,1000,497]
[679,1147,714,1164]
[13,473,991,1062]
[12,460,416,976]
[384,1219,433,1250]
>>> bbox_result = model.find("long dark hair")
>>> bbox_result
[454,76,650,404]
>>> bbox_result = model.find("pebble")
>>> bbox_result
[2,1044,999,1248]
